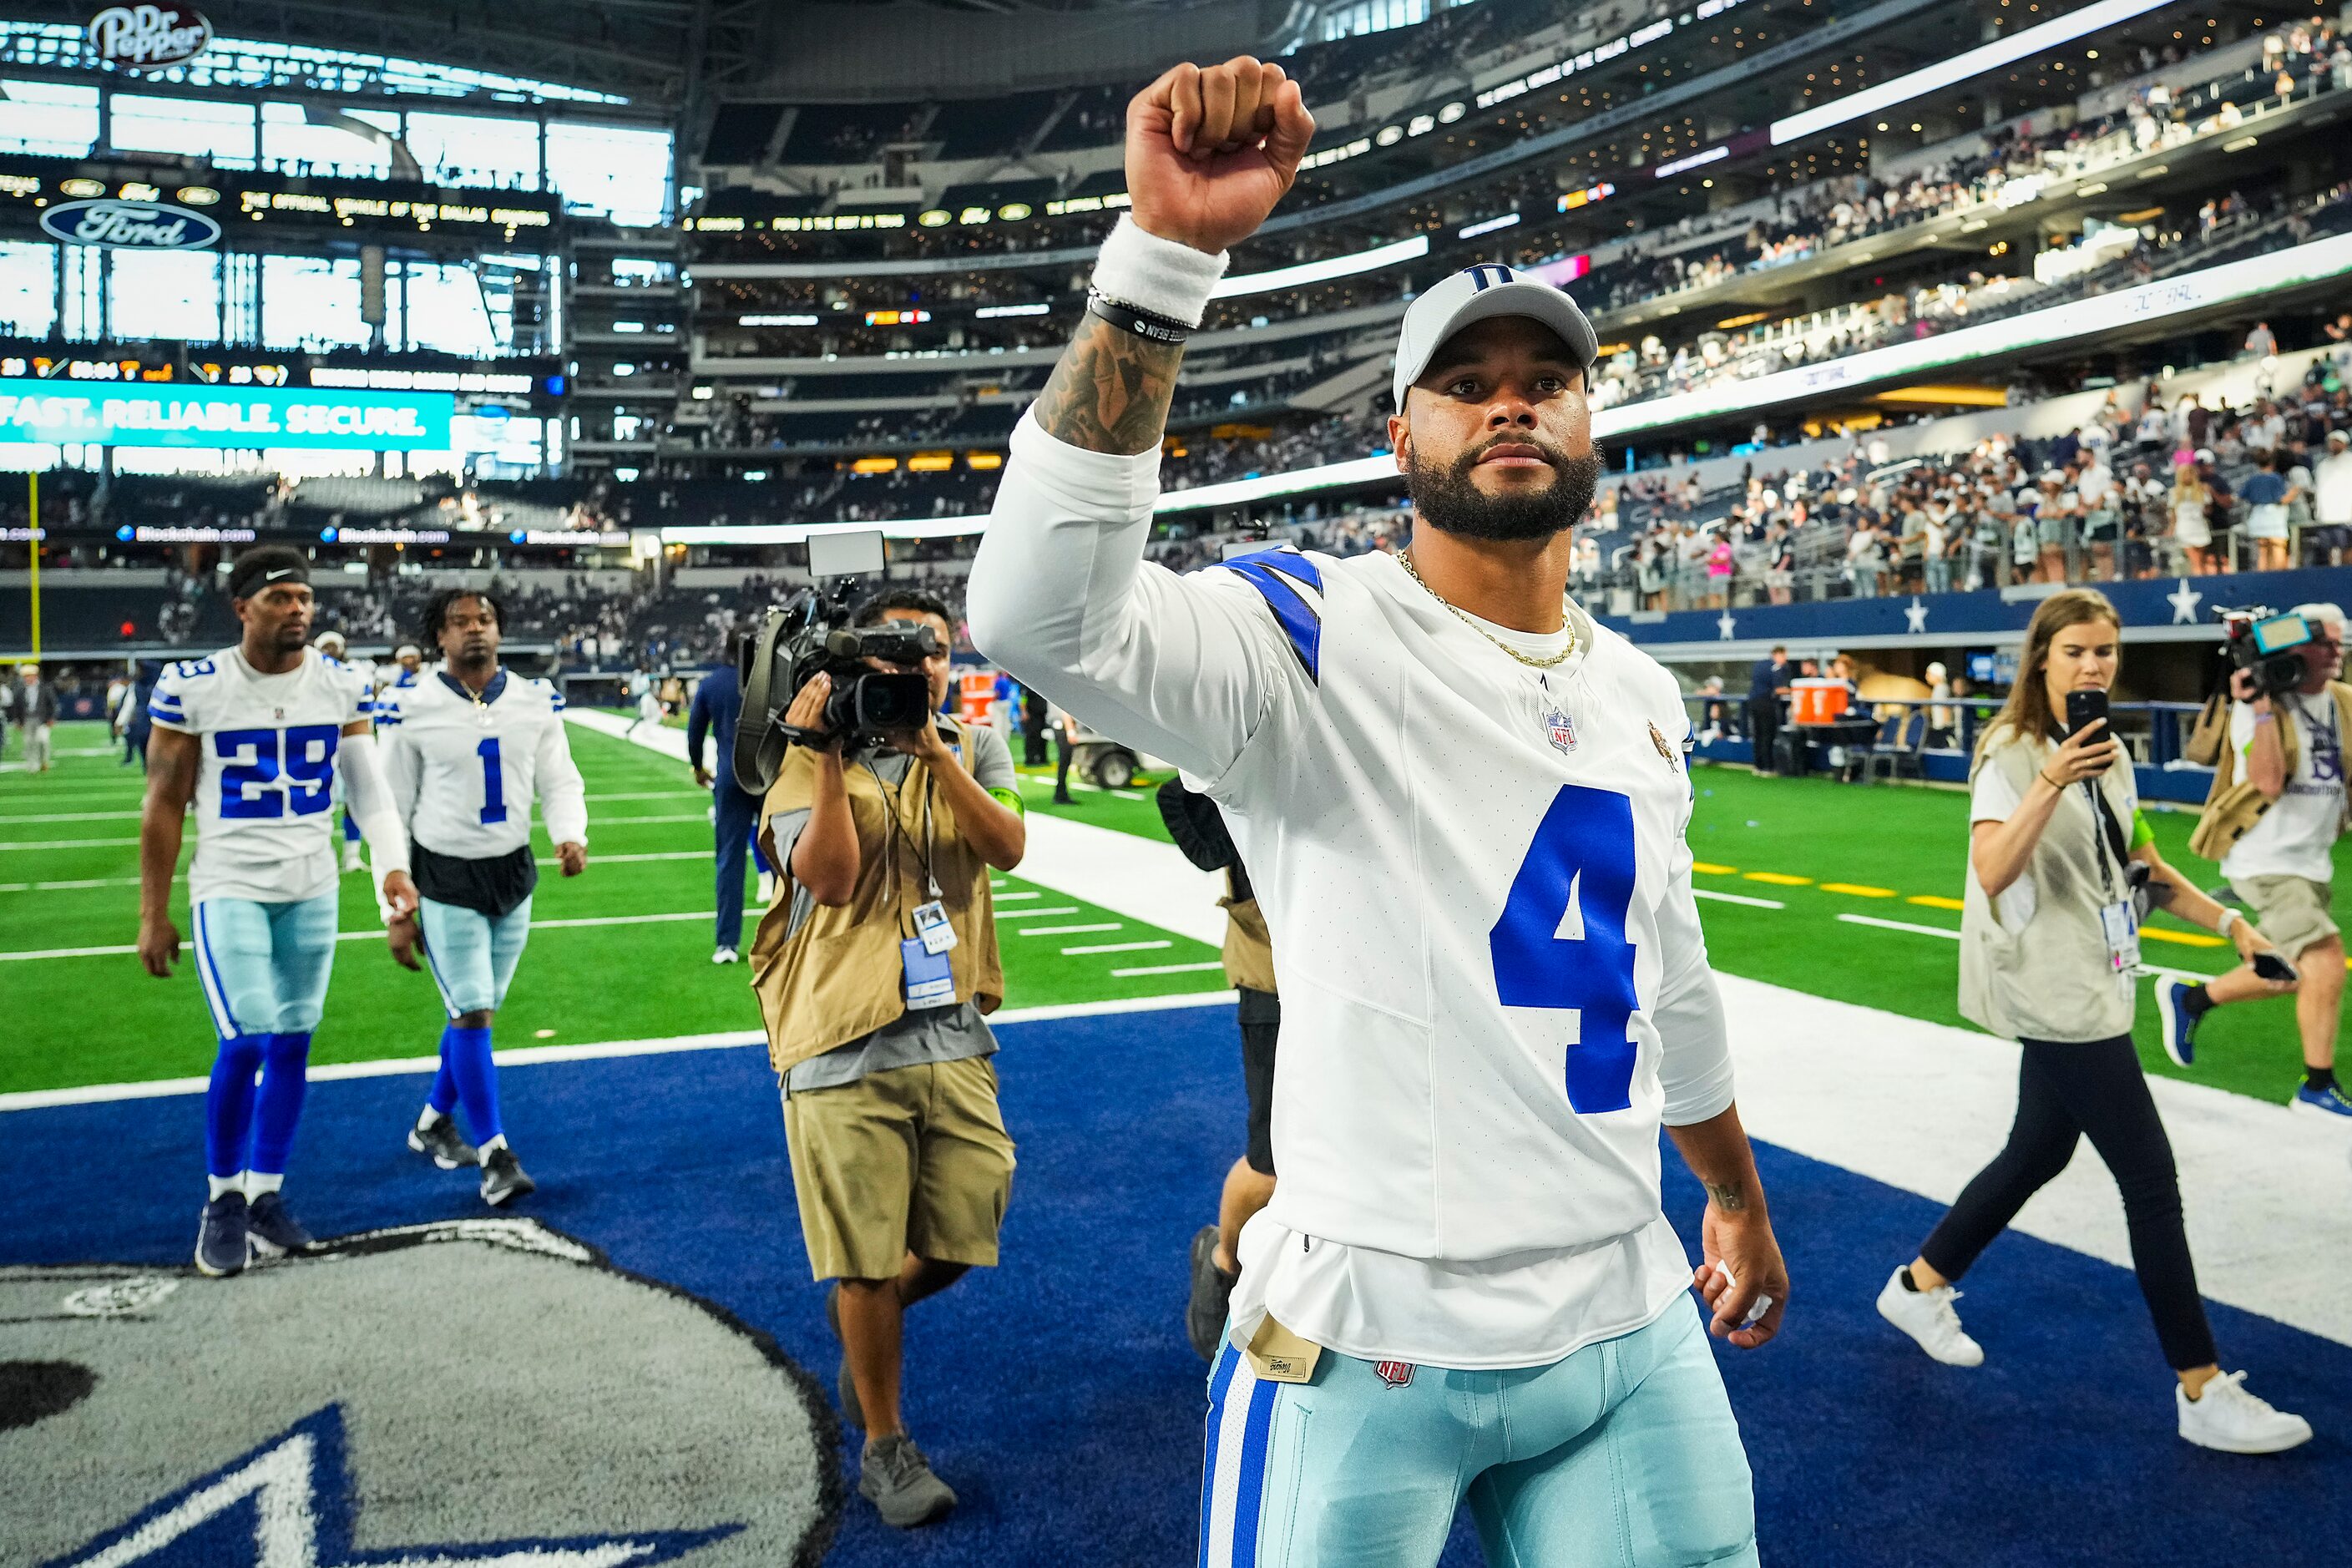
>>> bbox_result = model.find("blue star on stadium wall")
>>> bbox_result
[42,1404,738,1568]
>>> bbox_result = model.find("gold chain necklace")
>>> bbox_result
[1395,548,1577,670]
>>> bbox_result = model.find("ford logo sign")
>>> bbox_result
[87,6,213,68]
[40,199,221,250]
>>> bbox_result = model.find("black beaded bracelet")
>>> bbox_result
[1086,290,1193,345]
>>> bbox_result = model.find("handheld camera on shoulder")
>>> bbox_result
[2218,605,2319,699]
[731,530,940,794]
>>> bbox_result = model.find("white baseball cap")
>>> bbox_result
[1392,262,1600,413]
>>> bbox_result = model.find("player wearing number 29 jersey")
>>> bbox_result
[152,648,374,905]
[972,57,1783,1568]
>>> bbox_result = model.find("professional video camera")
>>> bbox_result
[2218,604,2322,700]
[731,529,941,794]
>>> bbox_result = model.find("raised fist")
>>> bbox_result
[1126,56,1316,256]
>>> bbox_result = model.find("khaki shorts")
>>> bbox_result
[781,1055,1015,1282]
[2235,873,2340,960]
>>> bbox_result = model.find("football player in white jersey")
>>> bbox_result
[313,631,367,873]
[379,587,589,1206]
[967,59,1788,1566]
[138,547,418,1278]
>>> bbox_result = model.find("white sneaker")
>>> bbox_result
[341,842,362,873]
[1875,1266,1985,1367]
[712,947,739,965]
[756,872,776,906]
[2177,1371,2313,1454]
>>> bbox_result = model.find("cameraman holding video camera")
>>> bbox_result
[746,586,1026,1530]
[2161,602,2352,1119]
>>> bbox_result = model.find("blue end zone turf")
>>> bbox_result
[4,1002,2345,1566]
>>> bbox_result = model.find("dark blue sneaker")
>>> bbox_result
[2154,979,2199,1068]
[2290,1082,2352,1122]
[195,1192,249,1277]
[245,1191,314,1258]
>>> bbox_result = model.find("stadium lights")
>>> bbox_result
[1458,212,1521,239]
[1770,0,2174,144]
[740,313,819,326]
[975,303,1052,318]
[1211,235,1429,300]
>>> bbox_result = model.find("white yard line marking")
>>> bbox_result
[0,809,140,823]
[1693,888,1787,910]
[0,909,720,962]
[995,890,1043,901]
[1837,913,1959,940]
[0,837,137,851]
[575,813,711,827]
[997,906,1081,919]
[1112,960,1227,977]
[1019,923,1120,937]
[584,791,702,802]
[0,990,1242,1113]
[1064,939,1172,955]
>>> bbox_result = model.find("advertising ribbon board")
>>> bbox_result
[0,382,455,450]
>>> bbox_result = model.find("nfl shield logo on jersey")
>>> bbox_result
[1374,1360,1417,1389]
[1544,708,1578,755]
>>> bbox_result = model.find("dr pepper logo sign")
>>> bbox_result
[87,6,214,68]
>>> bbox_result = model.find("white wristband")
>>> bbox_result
[1091,215,1228,329]
[2215,907,2239,938]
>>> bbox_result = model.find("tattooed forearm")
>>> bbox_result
[1703,1180,1750,1213]
[1033,315,1186,457]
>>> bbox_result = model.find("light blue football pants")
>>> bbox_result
[190,894,340,1039]
[1199,1296,1758,1568]
[417,894,534,1019]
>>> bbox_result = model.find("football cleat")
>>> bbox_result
[195,1192,250,1277]
[245,1190,314,1258]
[408,1113,480,1171]
[479,1146,536,1207]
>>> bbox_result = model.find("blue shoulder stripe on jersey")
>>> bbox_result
[1221,559,1321,683]
[1222,547,1323,594]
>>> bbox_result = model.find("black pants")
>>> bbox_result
[1748,699,1780,774]
[1920,1034,2217,1371]
[1052,734,1076,801]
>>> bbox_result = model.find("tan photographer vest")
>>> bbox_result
[751,732,1004,1075]
[2188,681,2352,863]
[1958,725,2141,1044]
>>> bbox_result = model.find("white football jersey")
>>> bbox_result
[970,415,1735,1365]
[149,646,373,905]
[378,670,588,859]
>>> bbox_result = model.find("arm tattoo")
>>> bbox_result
[1032,315,1186,458]
[1703,1180,1749,1213]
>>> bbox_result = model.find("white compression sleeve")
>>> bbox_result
[336,730,412,883]
[1653,850,1736,1126]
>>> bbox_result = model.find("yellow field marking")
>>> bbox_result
[1691,861,1738,875]
[1818,883,1897,898]
[1907,894,1966,911]
[2141,928,2227,948]
[1742,872,1813,887]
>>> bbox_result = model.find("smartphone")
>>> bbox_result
[2064,689,2109,738]
[2253,951,2297,984]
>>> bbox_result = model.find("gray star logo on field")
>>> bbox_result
[2169,577,2204,625]
[1904,597,1930,635]
[1717,609,1737,640]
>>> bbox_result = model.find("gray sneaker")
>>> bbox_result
[858,1434,956,1528]
[826,1285,862,1430]
[407,1114,478,1171]
[478,1146,536,1207]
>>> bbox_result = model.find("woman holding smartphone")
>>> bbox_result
[1876,589,2312,1454]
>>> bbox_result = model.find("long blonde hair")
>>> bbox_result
[1976,588,2121,760]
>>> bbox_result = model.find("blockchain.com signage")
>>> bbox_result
[0,382,453,451]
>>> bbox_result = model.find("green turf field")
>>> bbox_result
[8,722,2339,1107]
[1009,760,2350,1110]
[0,721,1224,1096]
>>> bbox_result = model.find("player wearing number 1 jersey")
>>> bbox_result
[139,547,418,1278]
[969,58,1788,1566]
[378,588,588,1206]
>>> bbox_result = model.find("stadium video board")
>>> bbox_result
[0,381,454,449]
